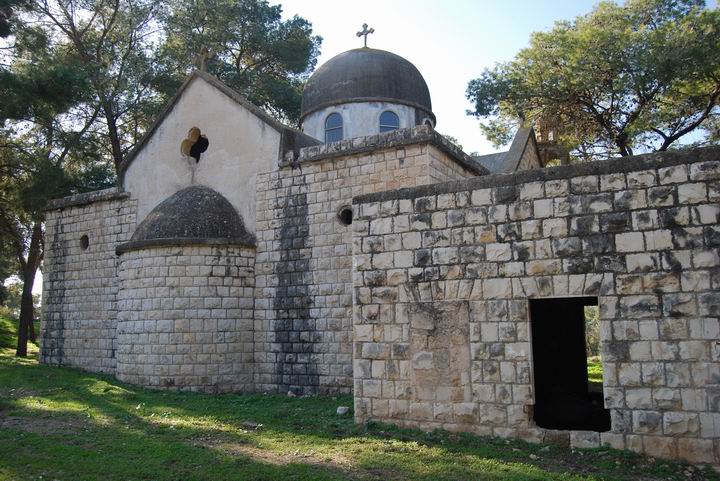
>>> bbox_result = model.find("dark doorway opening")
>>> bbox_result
[530,297,610,432]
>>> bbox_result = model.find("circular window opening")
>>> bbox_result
[80,234,89,250]
[337,206,353,226]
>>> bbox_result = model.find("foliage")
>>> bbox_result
[0,338,716,481]
[442,134,463,151]
[0,0,320,356]
[157,0,321,126]
[7,0,321,168]
[0,240,16,304]
[0,0,26,37]
[1,278,40,315]
[466,0,720,160]
[0,312,38,349]
[586,356,604,385]
[24,0,163,169]
[584,305,600,357]
[0,0,120,355]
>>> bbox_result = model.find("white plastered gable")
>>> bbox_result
[121,72,284,233]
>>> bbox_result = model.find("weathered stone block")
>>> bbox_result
[663,412,699,436]
[659,165,688,184]
[571,176,599,194]
[471,189,492,206]
[570,431,600,449]
[620,295,660,318]
[362,343,390,360]
[625,171,657,189]
[677,438,715,463]
[633,411,663,434]
[648,186,676,207]
[615,232,645,252]
[677,183,707,204]
[643,436,677,459]
[412,351,433,370]
[614,190,647,210]
[485,243,511,262]
[483,279,512,299]
[689,161,720,181]
[600,173,626,191]
[432,247,459,265]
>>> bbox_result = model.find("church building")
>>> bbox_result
[39,35,720,467]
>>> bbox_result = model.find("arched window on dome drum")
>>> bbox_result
[324,113,343,143]
[379,111,400,133]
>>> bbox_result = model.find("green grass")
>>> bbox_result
[0,317,716,481]
[0,316,18,349]
[587,356,604,385]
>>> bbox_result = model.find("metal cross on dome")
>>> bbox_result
[356,23,374,47]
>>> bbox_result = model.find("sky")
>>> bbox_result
[275,0,611,155]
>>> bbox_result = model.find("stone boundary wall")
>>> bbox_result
[255,139,478,395]
[41,192,137,372]
[116,245,255,392]
[352,146,720,466]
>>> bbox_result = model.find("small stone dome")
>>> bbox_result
[130,185,250,243]
[300,48,433,122]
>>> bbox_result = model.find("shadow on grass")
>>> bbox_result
[1,354,716,481]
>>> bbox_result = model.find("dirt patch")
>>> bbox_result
[0,387,43,399]
[0,415,88,435]
[193,437,392,481]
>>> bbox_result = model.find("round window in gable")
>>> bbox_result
[337,206,353,226]
[80,234,89,250]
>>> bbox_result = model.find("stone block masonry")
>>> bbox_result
[254,129,478,395]
[352,147,720,466]
[116,245,255,392]
[40,128,479,397]
[41,188,137,372]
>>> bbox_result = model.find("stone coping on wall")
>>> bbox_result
[116,236,257,255]
[353,145,720,204]
[46,187,130,210]
[282,125,489,176]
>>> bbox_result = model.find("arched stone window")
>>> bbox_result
[379,111,400,133]
[324,113,343,143]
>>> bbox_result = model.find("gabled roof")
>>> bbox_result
[117,70,320,183]
[472,127,539,174]
[471,152,507,173]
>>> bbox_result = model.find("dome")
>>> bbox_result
[300,48,433,122]
[129,186,251,243]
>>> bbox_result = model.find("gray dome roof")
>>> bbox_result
[300,48,433,120]
[130,186,250,243]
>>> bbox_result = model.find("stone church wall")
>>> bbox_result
[254,129,480,395]
[352,147,720,466]
[41,188,137,372]
[115,245,255,392]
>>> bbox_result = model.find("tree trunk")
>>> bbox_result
[15,270,35,357]
[103,102,124,170]
[15,222,42,357]
[615,132,634,157]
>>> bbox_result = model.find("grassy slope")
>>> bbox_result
[587,356,604,385]
[0,317,716,481]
